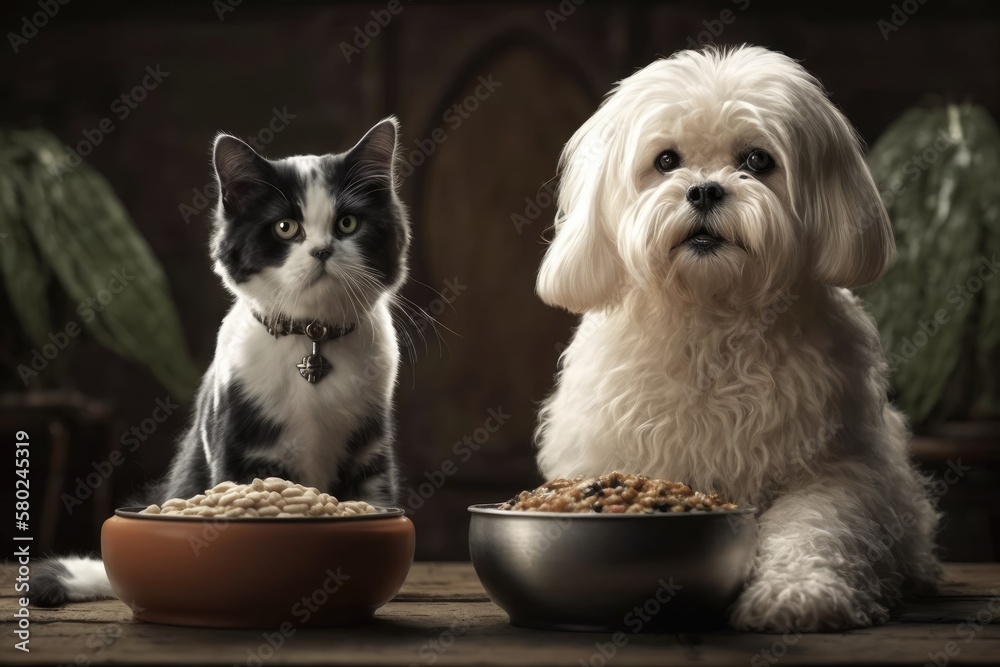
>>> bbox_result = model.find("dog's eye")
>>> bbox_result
[654,150,681,174]
[273,219,300,240]
[743,149,775,174]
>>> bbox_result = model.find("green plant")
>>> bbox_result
[0,128,201,399]
[863,104,1000,427]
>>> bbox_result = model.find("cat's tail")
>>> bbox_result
[31,556,117,607]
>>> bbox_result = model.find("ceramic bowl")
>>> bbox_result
[102,506,414,628]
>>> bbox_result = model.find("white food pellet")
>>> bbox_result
[140,478,377,518]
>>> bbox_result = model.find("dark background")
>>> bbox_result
[1,0,998,561]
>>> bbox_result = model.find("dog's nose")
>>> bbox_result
[686,182,726,212]
[311,246,333,262]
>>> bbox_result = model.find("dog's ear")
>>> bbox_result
[791,93,895,289]
[536,117,624,313]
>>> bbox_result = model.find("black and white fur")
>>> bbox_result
[34,118,410,606]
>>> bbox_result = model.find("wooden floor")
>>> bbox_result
[1,562,998,666]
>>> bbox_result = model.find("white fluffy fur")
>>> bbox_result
[535,46,939,632]
[58,556,117,602]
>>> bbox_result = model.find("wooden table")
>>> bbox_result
[2,562,998,666]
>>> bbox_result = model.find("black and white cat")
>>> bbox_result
[34,118,410,606]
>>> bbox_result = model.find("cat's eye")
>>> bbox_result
[273,219,300,240]
[742,149,775,174]
[337,215,359,235]
[654,150,681,174]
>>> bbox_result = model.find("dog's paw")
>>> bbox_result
[729,575,888,633]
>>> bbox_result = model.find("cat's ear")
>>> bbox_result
[213,134,272,215]
[344,117,399,186]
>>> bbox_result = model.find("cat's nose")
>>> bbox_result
[311,246,333,262]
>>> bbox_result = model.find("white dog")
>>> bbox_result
[534,46,940,633]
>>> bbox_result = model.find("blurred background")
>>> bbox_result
[1,0,998,561]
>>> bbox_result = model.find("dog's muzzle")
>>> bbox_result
[686,181,726,213]
[681,227,726,251]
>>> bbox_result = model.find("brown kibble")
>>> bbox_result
[501,472,739,514]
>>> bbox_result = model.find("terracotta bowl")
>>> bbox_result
[102,506,415,628]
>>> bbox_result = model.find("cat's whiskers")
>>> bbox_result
[344,265,420,370]
[324,261,370,330]
[346,262,448,363]
[259,278,294,326]
[336,265,379,345]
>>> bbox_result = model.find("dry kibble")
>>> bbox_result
[140,478,378,518]
[499,472,740,514]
